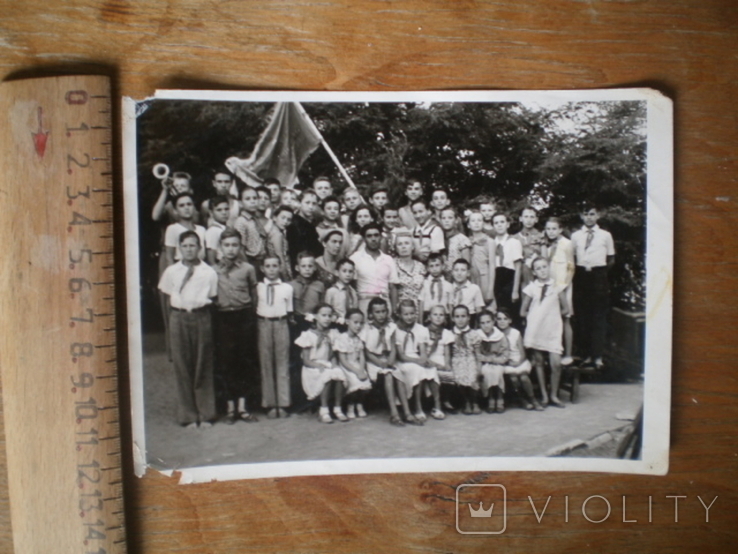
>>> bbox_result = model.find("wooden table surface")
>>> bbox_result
[1,1,736,552]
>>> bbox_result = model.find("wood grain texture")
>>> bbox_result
[0,1,736,552]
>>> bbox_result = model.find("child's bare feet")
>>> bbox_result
[356,404,367,418]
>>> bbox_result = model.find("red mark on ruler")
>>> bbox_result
[32,107,49,158]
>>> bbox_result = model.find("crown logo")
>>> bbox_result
[469,501,494,518]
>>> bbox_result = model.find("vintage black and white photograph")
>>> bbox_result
[123,89,672,482]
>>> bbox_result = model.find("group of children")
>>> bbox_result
[154,171,615,428]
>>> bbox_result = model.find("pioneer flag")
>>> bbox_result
[225,102,322,189]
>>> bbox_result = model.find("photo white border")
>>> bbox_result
[123,88,672,483]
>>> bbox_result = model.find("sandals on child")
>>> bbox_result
[414,411,427,422]
[239,412,259,423]
[495,400,505,414]
[319,412,333,424]
[430,408,446,420]
[405,414,424,426]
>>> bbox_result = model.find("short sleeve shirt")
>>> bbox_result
[256,279,293,317]
[350,249,399,298]
[493,234,523,270]
[571,225,615,268]
[395,323,430,357]
[360,322,398,355]
[158,260,218,310]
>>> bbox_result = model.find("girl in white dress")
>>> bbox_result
[394,300,430,425]
[542,217,575,365]
[295,304,348,423]
[520,257,570,408]
[336,309,372,419]
[426,305,455,419]
[496,308,543,411]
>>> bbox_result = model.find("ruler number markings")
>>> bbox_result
[64,86,125,550]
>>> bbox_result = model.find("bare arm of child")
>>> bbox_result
[397,342,423,365]
[366,349,388,368]
[390,284,399,316]
[564,242,575,285]
[509,334,527,368]
[511,259,522,302]
[443,343,452,372]
[206,248,218,266]
[165,246,176,268]
[386,339,397,368]
[486,239,496,300]
[417,343,428,367]
[301,347,332,370]
[520,293,532,318]
[338,351,368,380]
[473,343,482,376]
[558,290,570,318]
[151,185,169,221]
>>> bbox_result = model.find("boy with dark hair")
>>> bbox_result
[256,256,294,418]
[158,230,218,428]
[213,229,259,423]
[368,182,390,214]
[200,169,239,227]
[492,212,523,313]
[287,189,323,267]
[571,203,615,369]
[205,195,231,265]
[411,198,445,262]
[265,205,294,280]
[234,186,268,269]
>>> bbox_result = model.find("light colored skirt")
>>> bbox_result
[341,366,373,394]
[367,362,395,382]
[481,363,506,393]
[503,359,532,376]
[394,362,426,398]
[302,366,346,400]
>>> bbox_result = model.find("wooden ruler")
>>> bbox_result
[0,76,126,553]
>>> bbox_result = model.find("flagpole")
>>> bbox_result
[294,102,359,192]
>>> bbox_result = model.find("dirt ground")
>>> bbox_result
[139,333,644,471]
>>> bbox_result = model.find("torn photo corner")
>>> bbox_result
[122,88,672,484]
